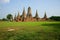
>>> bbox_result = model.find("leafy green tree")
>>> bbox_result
[2,18,7,21]
[6,14,13,21]
[50,16,60,21]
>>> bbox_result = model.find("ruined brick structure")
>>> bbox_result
[14,7,48,22]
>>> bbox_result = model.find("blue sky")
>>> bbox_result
[0,0,60,19]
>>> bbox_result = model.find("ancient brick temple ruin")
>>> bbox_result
[14,7,48,22]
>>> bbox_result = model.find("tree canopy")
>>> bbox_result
[50,16,60,21]
[6,14,13,21]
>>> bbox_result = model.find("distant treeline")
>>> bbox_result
[50,16,60,21]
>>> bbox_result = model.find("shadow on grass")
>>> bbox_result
[42,23,60,28]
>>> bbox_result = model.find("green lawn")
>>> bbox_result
[0,21,60,40]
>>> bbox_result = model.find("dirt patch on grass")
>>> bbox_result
[0,27,26,32]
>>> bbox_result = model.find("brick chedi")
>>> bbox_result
[34,10,40,21]
[42,11,48,20]
[44,12,47,19]
[14,7,48,22]
[22,8,26,22]
[16,12,21,22]
[14,14,16,21]
[26,7,33,21]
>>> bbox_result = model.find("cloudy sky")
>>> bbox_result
[0,0,60,19]
[0,0,10,3]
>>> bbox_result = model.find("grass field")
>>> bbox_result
[0,21,60,40]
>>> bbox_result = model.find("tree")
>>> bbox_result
[49,16,60,21]
[6,14,13,21]
[2,18,7,21]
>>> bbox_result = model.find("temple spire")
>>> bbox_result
[22,7,26,21]
[18,12,20,17]
[35,10,39,18]
[17,12,20,19]
[14,14,16,20]
[16,11,21,21]
[27,7,32,18]
[22,7,26,18]
[44,11,47,18]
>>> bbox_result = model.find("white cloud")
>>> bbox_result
[0,0,10,3]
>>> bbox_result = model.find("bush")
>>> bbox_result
[2,18,8,21]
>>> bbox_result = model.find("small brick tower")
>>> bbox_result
[43,11,47,20]
[35,10,40,21]
[22,8,26,22]
[14,14,17,21]
[16,12,21,22]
